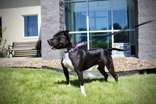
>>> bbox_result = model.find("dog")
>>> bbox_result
[47,30,126,96]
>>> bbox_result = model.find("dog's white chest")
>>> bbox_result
[62,53,74,70]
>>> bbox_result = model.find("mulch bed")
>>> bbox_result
[0,57,156,72]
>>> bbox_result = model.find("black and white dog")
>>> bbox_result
[47,30,126,96]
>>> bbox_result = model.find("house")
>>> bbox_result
[0,0,41,56]
[0,0,41,45]
[0,0,156,59]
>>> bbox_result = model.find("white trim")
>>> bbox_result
[69,29,135,34]
[111,0,114,48]
[87,16,90,49]
[23,14,39,38]
[22,36,39,39]
[86,1,90,50]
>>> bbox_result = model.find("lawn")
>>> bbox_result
[0,67,156,104]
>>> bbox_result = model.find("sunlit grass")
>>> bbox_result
[0,67,156,104]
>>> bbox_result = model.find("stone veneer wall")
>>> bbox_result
[138,0,156,59]
[41,0,65,59]
[0,57,156,72]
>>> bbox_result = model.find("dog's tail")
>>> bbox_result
[107,48,128,51]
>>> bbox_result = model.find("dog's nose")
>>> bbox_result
[47,40,52,45]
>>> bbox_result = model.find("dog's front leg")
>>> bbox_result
[61,60,70,85]
[63,66,70,85]
[76,70,86,96]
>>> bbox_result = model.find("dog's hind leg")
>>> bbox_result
[106,62,118,82]
[75,70,86,96]
[97,64,108,81]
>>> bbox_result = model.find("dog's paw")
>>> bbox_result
[82,92,87,96]
[80,85,87,96]
[67,84,71,87]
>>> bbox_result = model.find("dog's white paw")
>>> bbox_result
[80,85,87,96]
[82,92,87,96]
[67,84,71,87]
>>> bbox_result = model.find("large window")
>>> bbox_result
[24,15,38,37]
[65,0,136,55]
[65,0,87,31]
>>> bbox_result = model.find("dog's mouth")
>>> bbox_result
[47,40,55,49]
[49,44,63,49]
[47,40,67,49]
[49,45,54,49]
[58,43,64,47]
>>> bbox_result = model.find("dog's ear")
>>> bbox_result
[64,30,69,33]
[64,30,69,36]
[64,30,71,40]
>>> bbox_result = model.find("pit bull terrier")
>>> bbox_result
[47,30,126,96]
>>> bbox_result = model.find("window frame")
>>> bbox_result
[23,14,39,38]
[65,0,136,56]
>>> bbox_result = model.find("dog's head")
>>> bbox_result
[47,30,71,49]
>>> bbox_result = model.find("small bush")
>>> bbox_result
[0,49,7,57]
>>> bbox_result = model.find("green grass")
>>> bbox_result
[0,67,156,104]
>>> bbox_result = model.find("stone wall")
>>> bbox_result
[138,0,156,59]
[0,57,156,72]
[41,0,65,59]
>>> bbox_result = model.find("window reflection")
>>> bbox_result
[114,32,129,43]
[65,0,134,31]
[70,33,87,44]
[90,33,112,48]
[65,1,87,31]
[113,0,128,29]
[65,0,136,51]
[89,0,111,30]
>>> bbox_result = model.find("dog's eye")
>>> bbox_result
[59,37,65,41]
[60,36,66,39]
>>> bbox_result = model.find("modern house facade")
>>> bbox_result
[0,0,41,45]
[0,0,156,59]
[42,0,156,59]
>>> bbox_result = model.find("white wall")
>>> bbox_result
[0,6,41,46]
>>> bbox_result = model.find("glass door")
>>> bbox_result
[88,0,112,48]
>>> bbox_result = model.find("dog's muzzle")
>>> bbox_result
[47,40,54,49]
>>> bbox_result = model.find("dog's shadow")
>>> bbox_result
[44,66,115,87]
[55,78,112,87]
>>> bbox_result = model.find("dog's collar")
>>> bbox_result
[65,48,75,53]
[75,42,86,48]
[65,42,87,53]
